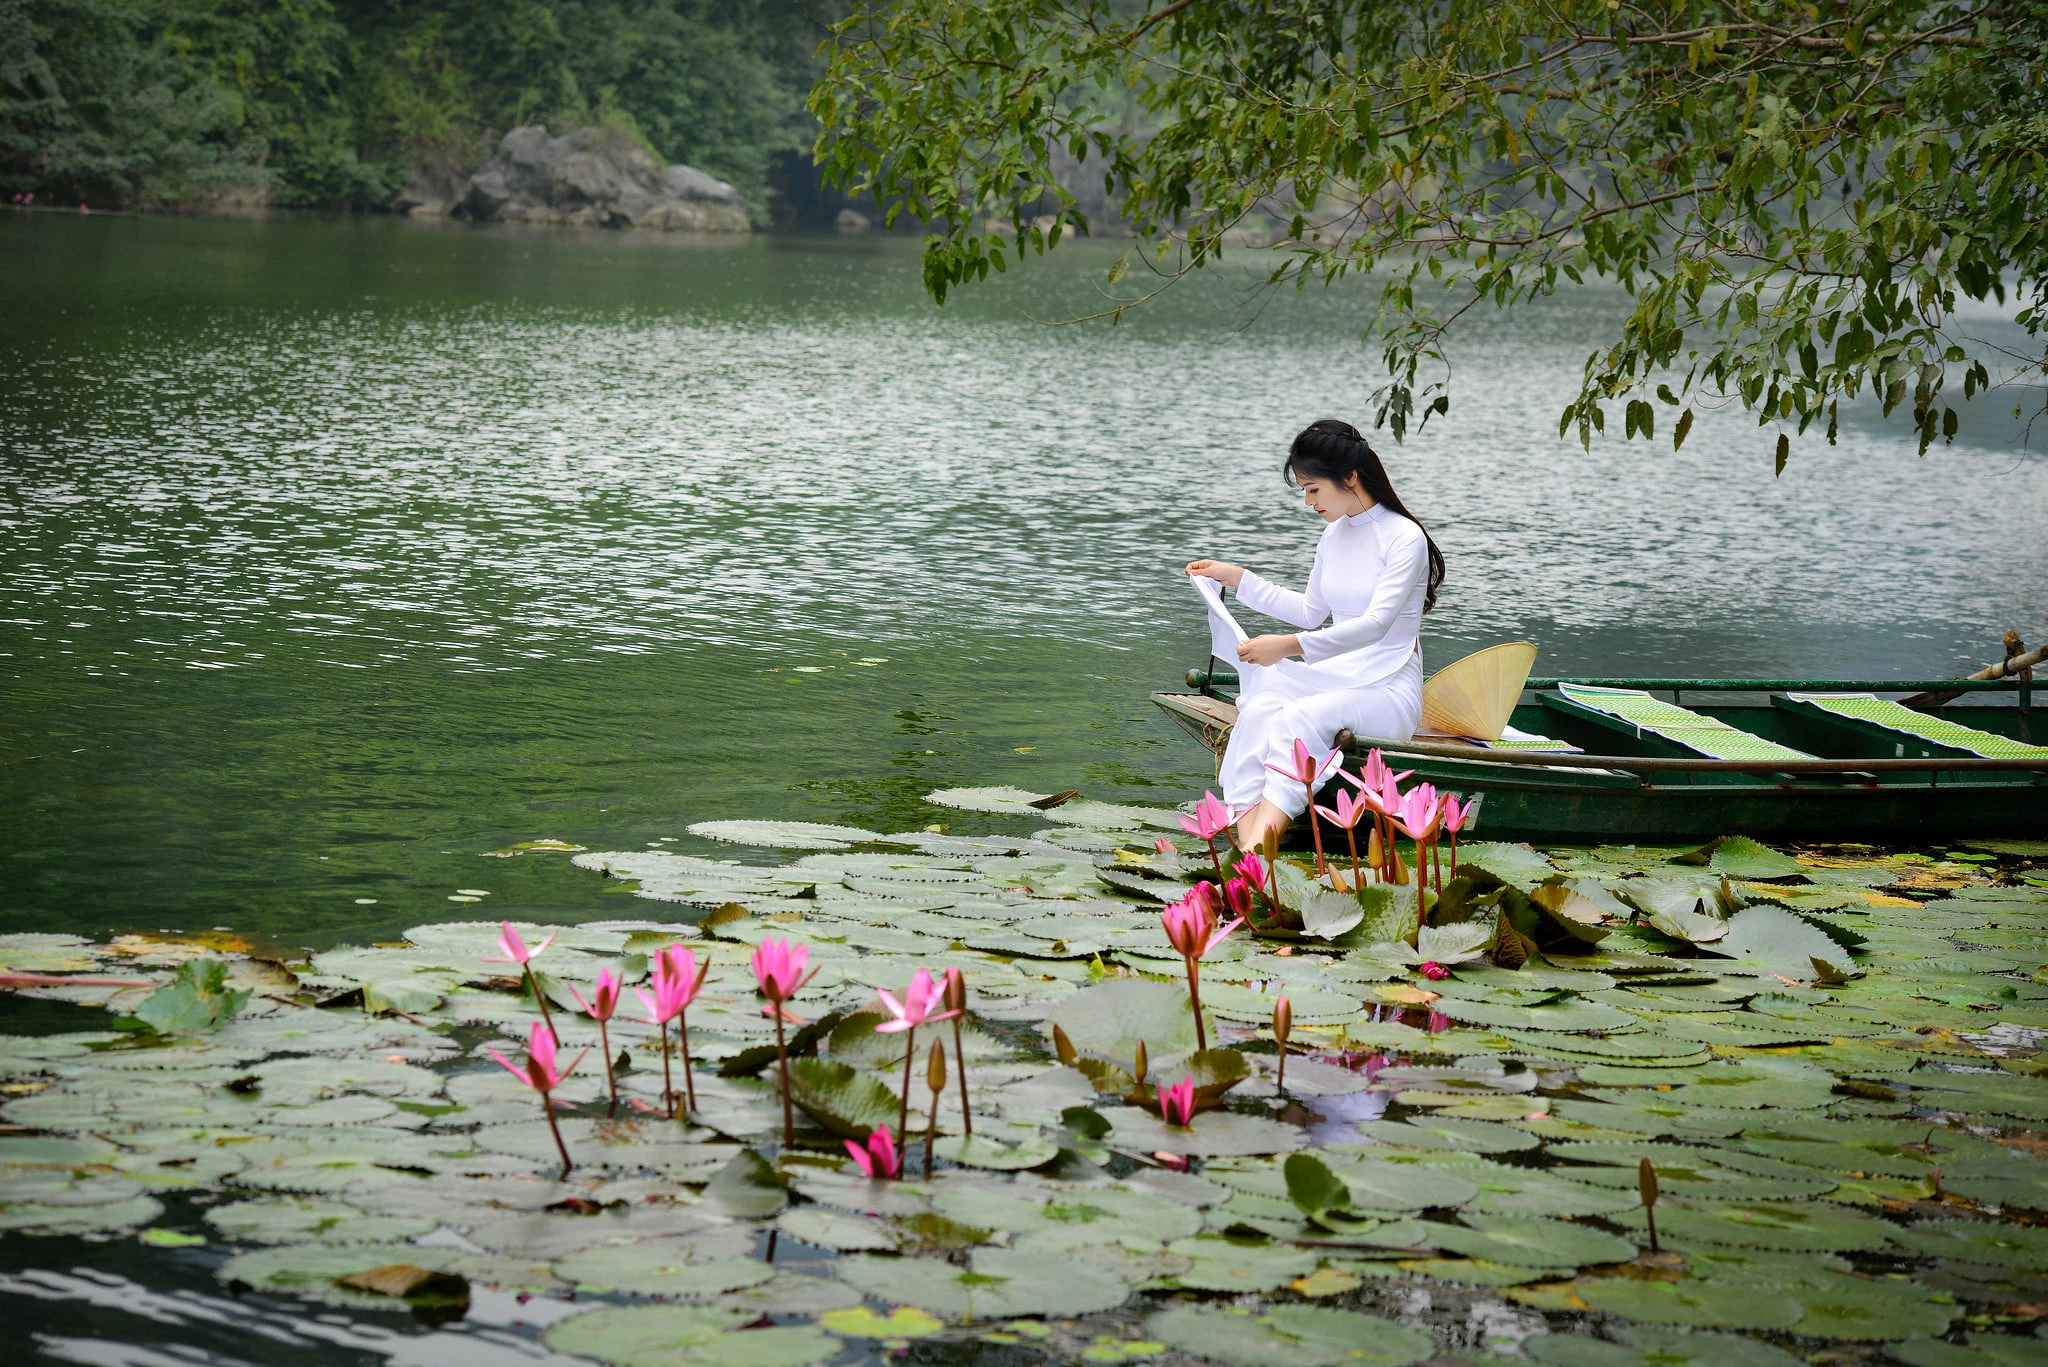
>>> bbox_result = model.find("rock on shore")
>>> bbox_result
[442,125,749,232]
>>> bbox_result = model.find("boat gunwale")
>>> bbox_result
[1148,690,2048,778]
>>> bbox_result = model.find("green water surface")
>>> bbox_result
[3,212,2042,948]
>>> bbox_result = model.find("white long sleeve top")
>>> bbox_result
[1234,503,1429,689]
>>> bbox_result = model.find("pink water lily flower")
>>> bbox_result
[483,922,556,967]
[1160,886,1242,1053]
[1158,1076,1197,1128]
[488,1020,587,1173]
[1154,836,1176,856]
[845,1125,901,1180]
[1220,875,1257,923]
[1234,852,1269,897]
[1267,738,1343,875]
[877,968,962,1135]
[753,938,819,1145]
[570,969,626,1116]
[1178,790,1236,842]
[482,920,560,1044]
[1179,791,1237,880]
[1160,888,1241,961]
[1314,786,1375,890]
[1441,793,1477,879]
[876,968,959,1034]
[637,944,712,1117]
[1392,782,1444,842]
[752,937,816,1005]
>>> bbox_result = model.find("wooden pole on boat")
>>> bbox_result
[1903,636,2045,709]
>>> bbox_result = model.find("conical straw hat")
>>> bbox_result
[1421,642,1538,742]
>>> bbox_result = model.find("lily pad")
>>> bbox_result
[1426,1214,1637,1268]
[547,1306,839,1367]
[1891,1219,2048,1270]
[929,1134,1061,1170]
[554,1246,778,1298]
[1147,1304,1436,1366]
[687,821,888,851]
[784,1058,900,1140]
[1164,1235,1320,1291]
[1577,1276,1803,1329]
[835,1248,1132,1320]
[774,1206,899,1252]
[1045,979,1197,1063]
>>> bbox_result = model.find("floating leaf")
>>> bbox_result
[554,1246,777,1299]
[817,1306,944,1339]
[929,1134,1060,1170]
[1164,1235,1319,1291]
[1147,1304,1436,1366]
[546,1306,838,1367]
[1425,1214,1637,1267]
[836,1248,1132,1320]
[1576,1276,1803,1329]
[924,787,1055,815]
[784,1058,900,1139]
[1044,979,1197,1063]
[135,960,250,1034]
[1709,906,1859,981]
[687,821,888,851]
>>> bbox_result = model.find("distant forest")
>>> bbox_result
[0,0,841,219]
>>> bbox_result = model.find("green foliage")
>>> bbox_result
[1,0,834,208]
[134,958,249,1033]
[813,0,2048,464]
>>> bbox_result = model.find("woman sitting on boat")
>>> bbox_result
[1187,418,1446,852]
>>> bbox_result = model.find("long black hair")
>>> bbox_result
[1282,418,1445,612]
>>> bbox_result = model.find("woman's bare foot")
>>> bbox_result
[1234,799,1292,854]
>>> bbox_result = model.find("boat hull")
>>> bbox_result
[1152,688,2048,842]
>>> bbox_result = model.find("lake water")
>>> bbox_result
[3,212,2044,949]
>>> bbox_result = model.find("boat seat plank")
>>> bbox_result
[1777,692,2048,760]
[1547,683,1813,762]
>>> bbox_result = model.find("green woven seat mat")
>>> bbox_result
[1782,693,2048,760]
[1413,725,1582,753]
[1554,684,1813,762]
[1488,725,1582,753]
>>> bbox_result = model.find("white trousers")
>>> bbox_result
[1219,651,1424,817]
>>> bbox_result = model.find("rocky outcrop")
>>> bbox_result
[451,125,749,232]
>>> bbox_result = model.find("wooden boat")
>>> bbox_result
[1153,663,2048,841]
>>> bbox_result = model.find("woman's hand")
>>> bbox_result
[1237,634,1301,667]
[1186,560,1245,588]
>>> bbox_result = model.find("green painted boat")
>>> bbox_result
[1153,666,2048,841]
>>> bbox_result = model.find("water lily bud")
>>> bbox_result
[1272,997,1292,1047]
[1638,1156,1658,1208]
[1052,1024,1077,1066]
[1133,1039,1149,1082]
[942,966,967,1014]
[927,1038,947,1093]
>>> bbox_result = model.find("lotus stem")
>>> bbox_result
[542,1091,573,1175]
[774,1011,794,1146]
[1416,852,1429,929]
[1449,829,1459,881]
[1184,958,1207,1053]
[1343,825,1362,892]
[1206,836,1223,885]
[1303,778,1327,876]
[597,1016,617,1118]
[898,1024,916,1139]
[679,1006,697,1115]
[657,1018,675,1117]
[524,965,560,1046]
[950,1013,971,1138]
